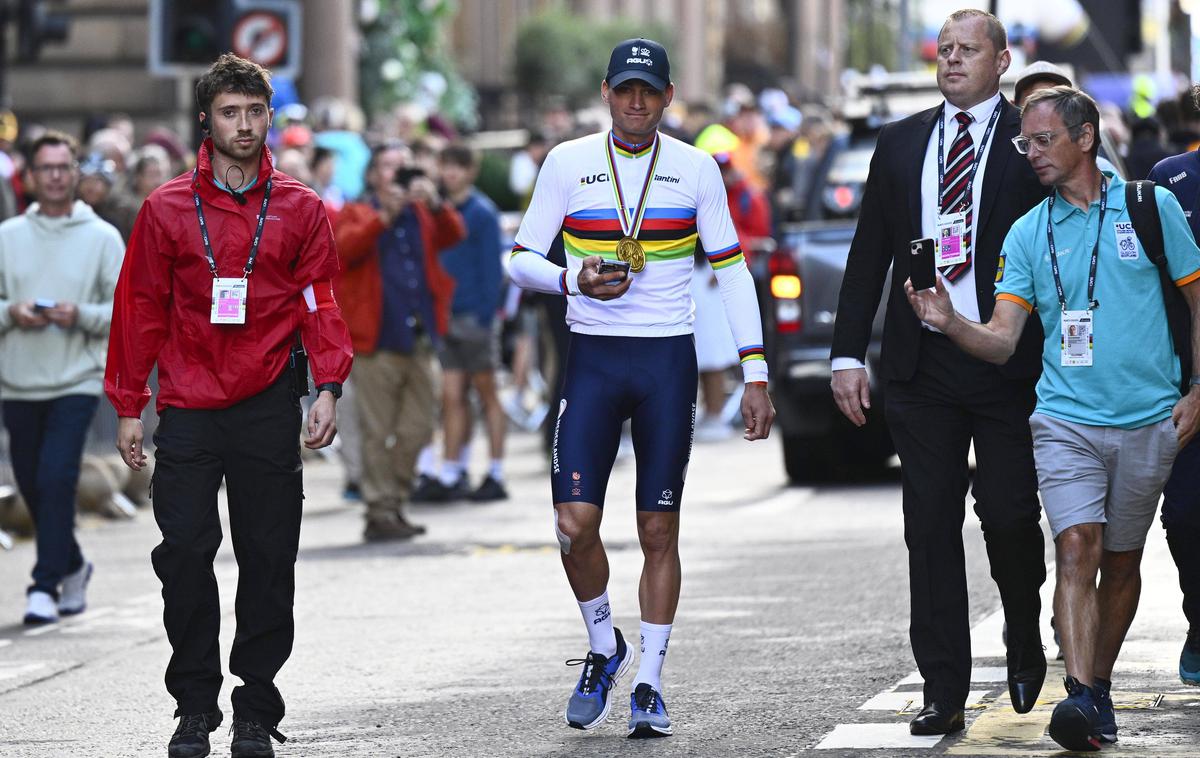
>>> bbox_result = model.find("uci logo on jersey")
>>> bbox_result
[579,173,610,185]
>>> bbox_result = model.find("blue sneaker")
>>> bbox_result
[1048,676,1101,752]
[564,628,630,730]
[628,682,672,739]
[1093,679,1117,743]
[1181,628,1200,686]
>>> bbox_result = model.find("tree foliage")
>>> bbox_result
[514,10,672,109]
[845,0,901,73]
[359,0,479,127]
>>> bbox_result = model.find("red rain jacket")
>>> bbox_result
[333,200,464,355]
[105,140,353,416]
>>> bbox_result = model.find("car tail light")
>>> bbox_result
[768,248,802,333]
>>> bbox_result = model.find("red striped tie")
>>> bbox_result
[940,111,974,282]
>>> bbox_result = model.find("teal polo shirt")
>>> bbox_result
[995,172,1200,428]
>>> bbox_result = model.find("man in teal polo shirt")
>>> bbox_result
[906,86,1200,751]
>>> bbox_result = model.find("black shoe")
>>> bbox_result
[1007,643,1047,714]
[168,710,223,758]
[422,476,471,503]
[909,702,965,735]
[230,717,286,758]
[470,475,508,502]
[408,474,441,503]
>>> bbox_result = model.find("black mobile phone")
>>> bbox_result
[597,259,631,283]
[910,238,936,291]
[394,167,426,188]
[33,298,56,311]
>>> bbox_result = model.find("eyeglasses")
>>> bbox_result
[1011,124,1083,155]
[31,162,77,175]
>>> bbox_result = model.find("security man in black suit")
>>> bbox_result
[831,9,1048,735]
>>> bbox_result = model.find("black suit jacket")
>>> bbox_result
[832,97,1046,381]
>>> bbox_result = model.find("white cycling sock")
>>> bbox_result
[438,460,463,486]
[633,621,672,693]
[578,592,617,657]
[416,445,437,476]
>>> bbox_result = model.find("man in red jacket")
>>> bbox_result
[334,142,465,541]
[106,54,352,758]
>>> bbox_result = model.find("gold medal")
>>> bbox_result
[616,236,646,273]
[605,134,661,276]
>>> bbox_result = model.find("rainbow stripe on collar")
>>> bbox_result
[611,132,656,158]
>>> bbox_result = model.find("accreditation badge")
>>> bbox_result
[211,277,247,325]
[936,211,968,267]
[1060,310,1093,367]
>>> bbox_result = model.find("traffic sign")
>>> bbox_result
[231,10,287,67]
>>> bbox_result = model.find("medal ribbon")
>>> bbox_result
[604,132,662,240]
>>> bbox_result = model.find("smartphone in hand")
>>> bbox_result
[909,238,936,291]
[597,259,631,284]
[33,298,57,312]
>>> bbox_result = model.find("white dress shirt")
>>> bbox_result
[832,91,1002,373]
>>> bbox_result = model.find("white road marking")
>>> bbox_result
[816,723,943,750]
[0,661,47,681]
[860,690,988,712]
[814,523,1193,752]
[896,667,1008,686]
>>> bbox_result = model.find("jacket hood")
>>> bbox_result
[25,199,100,232]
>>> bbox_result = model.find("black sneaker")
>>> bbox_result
[470,475,508,502]
[1048,676,1101,752]
[410,474,440,503]
[168,710,223,758]
[230,717,286,758]
[422,476,471,503]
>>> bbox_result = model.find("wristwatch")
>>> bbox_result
[316,382,343,399]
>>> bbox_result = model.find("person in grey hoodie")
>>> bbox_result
[0,131,123,625]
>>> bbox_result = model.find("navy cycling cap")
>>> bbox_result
[606,38,671,92]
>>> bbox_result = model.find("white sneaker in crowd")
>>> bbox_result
[23,590,58,626]
[59,561,94,616]
[694,415,734,443]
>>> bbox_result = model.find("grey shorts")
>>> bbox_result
[1029,412,1178,551]
[437,313,499,373]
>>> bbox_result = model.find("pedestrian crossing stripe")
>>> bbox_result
[815,535,1190,754]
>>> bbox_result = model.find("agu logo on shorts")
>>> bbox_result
[658,488,674,508]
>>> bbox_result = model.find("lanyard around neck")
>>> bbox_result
[937,99,1003,210]
[192,170,272,278]
[1046,176,1108,312]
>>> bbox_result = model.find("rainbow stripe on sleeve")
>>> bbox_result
[738,345,766,364]
[706,242,744,271]
[511,243,536,258]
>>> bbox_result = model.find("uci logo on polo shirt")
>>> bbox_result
[1114,221,1139,260]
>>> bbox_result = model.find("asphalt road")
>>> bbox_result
[0,428,1196,757]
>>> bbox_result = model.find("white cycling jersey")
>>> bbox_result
[510,129,767,381]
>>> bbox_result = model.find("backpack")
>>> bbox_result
[1125,179,1193,394]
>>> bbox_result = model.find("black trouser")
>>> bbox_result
[1162,435,1200,631]
[884,331,1046,709]
[150,373,303,727]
